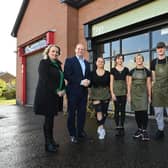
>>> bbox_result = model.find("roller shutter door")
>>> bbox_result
[26,52,43,105]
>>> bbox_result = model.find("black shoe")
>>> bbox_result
[133,129,142,139]
[155,130,164,140]
[141,130,150,141]
[51,139,60,148]
[45,143,57,153]
[70,136,78,144]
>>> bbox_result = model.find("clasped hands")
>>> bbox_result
[80,79,90,87]
[57,90,65,97]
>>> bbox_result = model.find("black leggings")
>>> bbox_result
[93,100,109,126]
[114,95,126,127]
[44,114,54,138]
[135,111,148,130]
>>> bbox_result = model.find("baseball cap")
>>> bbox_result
[156,41,166,48]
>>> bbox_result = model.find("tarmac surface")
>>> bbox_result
[0,105,168,168]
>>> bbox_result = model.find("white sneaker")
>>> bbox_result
[97,126,101,134]
[98,128,106,140]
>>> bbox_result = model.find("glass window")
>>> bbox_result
[111,57,115,68]
[152,27,168,48]
[103,42,110,58]
[111,40,120,56]
[152,51,157,59]
[96,44,103,58]
[124,54,135,70]
[122,33,149,54]
[104,58,110,71]
[96,42,110,58]
[141,52,150,68]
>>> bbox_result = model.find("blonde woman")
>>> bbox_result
[110,54,129,136]
[34,44,65,152]
[127,54,151,141]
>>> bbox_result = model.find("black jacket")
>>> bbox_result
[33,58,64,116]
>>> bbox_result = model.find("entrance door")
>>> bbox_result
[26,52,43,105]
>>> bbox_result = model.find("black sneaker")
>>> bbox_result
[155,130,164,140]
[133,129,142,139]
[45,143,57,153]
[141,130,150,141]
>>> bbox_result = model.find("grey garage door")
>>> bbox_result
[26,52,43,105]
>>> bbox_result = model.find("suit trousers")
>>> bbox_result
[67,92,87,137]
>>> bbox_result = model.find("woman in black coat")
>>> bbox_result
[34,44,65,152]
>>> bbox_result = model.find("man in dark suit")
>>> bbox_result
[64,43,91,143]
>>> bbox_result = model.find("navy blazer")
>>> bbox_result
[64,56,91,96]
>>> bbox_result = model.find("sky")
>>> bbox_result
[0,0,23,76]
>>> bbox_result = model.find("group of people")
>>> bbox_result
[33,41,168,153]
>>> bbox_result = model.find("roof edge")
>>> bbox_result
[11,0,29,37]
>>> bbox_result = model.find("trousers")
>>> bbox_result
[154,107,168,130]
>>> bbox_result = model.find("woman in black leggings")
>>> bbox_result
[127,54,151,141]
[110,54,129,136]
[90,57,111,140]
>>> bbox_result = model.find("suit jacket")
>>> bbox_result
[64,56,91,97]
[34,58,64,115]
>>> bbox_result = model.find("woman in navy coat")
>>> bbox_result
[34,44,65,152]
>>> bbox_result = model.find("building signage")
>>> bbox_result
[24,38,47,54]
[92,0,168,37]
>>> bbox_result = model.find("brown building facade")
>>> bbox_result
[11,0,168,105]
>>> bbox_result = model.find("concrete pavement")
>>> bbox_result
[0,105,168,168]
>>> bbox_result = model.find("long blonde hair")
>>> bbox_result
[43,44,60,59]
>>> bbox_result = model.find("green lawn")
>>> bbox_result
[0,97,16,105]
